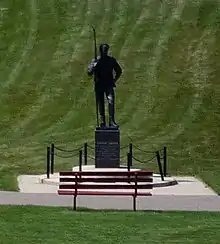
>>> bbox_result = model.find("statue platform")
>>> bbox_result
[17,165,217,196]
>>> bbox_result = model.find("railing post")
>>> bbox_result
[127,153,131,183]
[79,150,82,172]
[46,146,50,179]
[84,143,88,165]
[163,147,167,177]
[133,173,137,211]
[129,143,133,167]
[156,151,164,181]
[127,153,131,172]
[51,143,55,174]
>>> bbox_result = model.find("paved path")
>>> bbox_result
[0,191,220,211]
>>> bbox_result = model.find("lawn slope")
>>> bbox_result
[0,0,220,191]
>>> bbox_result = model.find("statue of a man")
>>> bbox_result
[88,43,122,128]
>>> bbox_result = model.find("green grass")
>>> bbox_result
[0,0,220,191]
[0,206,220,243]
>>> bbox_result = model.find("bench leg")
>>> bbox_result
[73,196,77,211]
[133,196,136,211]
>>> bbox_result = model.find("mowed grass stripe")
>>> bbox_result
[165,29,218,172]
[7,0,88,139]
[19,0,80,133]
[150,10,204,139]
[0,1,36,136]
[117,0,217,157]
[0,1,30,84]
[146,25,213,143]
[110,0,145,59]
[0,1,66,139]
[0,0,40,136]
[158,29,213,142]
[121,1,187,134]
[118,0,155,59]
[116,0,165,127]
[2,0,38,89]
[122,2,198,145]
[116,1,174,128]
[10,0,89,138]
[144,10,220,173]
[0,7,19,74]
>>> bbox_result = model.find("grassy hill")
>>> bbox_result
[0,0,220,192]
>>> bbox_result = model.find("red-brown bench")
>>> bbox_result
[58,170,153,211]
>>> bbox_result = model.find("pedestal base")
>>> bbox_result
[95,127,120,168]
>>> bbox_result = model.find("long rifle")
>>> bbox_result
[92,26,97,61]
[91,26,99,127]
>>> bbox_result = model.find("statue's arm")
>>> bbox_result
[113,58,122,82]
[87,58,96,76]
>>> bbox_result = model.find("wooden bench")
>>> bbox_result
[58,170,153,211]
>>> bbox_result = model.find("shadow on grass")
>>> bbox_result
[65,206,220,214]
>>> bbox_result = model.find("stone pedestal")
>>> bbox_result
[95,128,120,168]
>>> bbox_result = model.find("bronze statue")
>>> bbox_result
[88,43,122,128]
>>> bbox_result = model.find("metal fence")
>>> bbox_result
[46,143,167,181]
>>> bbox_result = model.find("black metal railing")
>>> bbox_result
[128,144,168,180]
[46,142,168,180]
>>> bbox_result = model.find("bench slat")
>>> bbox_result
[59,171,153,176]
[60,177,153,183]
[58,190,152,196]
[59,184,153,190]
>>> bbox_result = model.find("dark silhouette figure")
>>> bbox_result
[88,43,122,128]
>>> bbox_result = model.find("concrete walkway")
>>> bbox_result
[0,169,219,211]
[0,191,220,211]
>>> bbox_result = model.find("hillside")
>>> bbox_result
[0,0,220,192]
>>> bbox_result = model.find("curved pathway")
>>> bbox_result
[0,191,219,211]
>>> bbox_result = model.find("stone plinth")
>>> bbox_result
[95,128,120,168]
